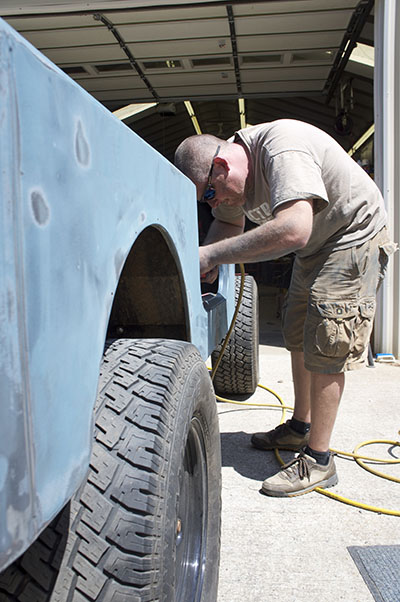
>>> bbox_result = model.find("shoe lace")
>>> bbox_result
[282,454,310,480]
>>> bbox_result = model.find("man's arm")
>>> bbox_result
[200,199,313,275]
[202,216,245,245]
[200,216,245,282]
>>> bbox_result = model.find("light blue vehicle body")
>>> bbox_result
[0,18,235,571]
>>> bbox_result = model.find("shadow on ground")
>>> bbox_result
[219,427,296,481]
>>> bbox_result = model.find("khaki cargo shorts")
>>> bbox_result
[282,227,396,374]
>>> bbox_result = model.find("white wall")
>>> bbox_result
[374,0,400,358]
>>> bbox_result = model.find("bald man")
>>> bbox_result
[174,120,395,497]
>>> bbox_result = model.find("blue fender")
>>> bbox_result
[0,18,235,569]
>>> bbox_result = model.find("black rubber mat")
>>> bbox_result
[348,545,400,602]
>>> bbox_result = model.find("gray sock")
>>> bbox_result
[304,445,330,465]
[290,417,311,435]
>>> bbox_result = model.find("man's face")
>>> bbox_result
[196,162,247,209]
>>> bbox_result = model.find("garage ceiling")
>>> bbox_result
[1,0,374,162]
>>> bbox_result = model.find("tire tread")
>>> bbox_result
[212,275,259,395]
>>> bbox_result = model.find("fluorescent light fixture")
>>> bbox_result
[184,100,202,134]
[113,102,157,120]
[348,124,375,156]
[349,42,374,68]
[238,98,246,129]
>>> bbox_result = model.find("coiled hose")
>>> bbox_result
[211,264,400,516]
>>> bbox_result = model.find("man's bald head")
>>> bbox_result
[174,134,229,183]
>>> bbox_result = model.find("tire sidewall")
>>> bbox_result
[162,354,221,602]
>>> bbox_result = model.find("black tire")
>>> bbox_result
[211,274,259,396]
[0,339,221,602]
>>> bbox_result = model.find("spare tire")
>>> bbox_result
[212,274,259,396]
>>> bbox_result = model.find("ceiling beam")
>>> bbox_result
[113,102,157,119]
[93,13,159,101]
[323,0,374,103]
[184,100,202,134]
[226,4,242,97]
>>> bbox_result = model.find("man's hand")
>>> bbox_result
[201,267,219,284]
[200,246,219,283]
[199,216,244,283]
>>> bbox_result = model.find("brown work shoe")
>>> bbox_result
[261,451,338,497]
[251,420,309,451]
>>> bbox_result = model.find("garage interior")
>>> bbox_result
[2,0,398,356]
[1,1,374,160]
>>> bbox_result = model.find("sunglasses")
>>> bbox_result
[198,145,221,203]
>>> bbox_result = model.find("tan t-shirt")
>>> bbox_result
[212,120,387,257]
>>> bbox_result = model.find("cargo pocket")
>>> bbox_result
[310,301,359,358]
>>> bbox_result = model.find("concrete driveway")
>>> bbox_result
[216,290,400,602]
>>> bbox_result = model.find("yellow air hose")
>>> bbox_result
[211,263,400,516]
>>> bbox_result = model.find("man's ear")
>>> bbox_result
[214,156,230,173]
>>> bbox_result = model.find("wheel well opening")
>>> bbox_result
[107,227,189,341]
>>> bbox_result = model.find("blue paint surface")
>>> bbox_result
[0,18,235,570]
